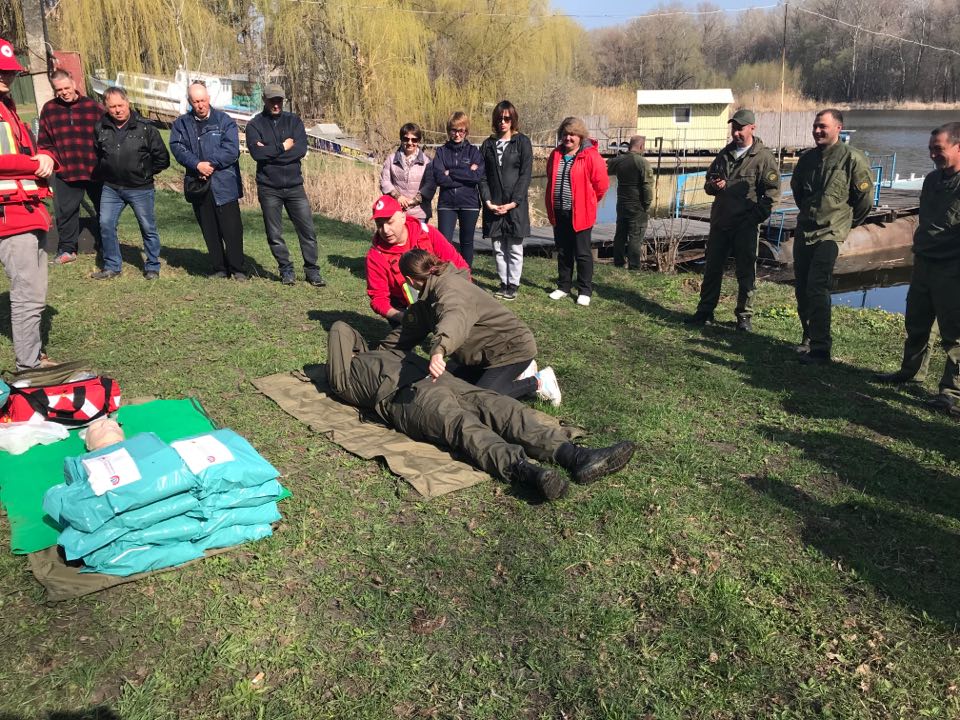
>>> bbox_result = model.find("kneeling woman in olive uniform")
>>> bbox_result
[380,248,562,405]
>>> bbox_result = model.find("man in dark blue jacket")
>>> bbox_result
[245,85,325,286]
[91,87,170,280]
[170,83,246,280]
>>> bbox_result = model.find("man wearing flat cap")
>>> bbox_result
[245,83,325,286]
[686,108,780,332]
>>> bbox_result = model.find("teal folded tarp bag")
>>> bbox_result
[190,479,285,517]
[58,492,200,560]
[196,523,274,551]
[198,502,281,537]
[43,432,199,533]
[0,378,9,407]
[170,429,279,495]
[82,540,205,576]
[93,514,203,549]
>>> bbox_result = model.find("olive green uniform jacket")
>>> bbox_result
[896,169,960,398]
[606,152,653,214]
[790,142,873,245]
[381,264,537,369]
[704,137,781,229]
[326,321,574,481]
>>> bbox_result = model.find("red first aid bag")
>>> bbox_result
[1,376,121,427]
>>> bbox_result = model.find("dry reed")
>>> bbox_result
[239,153,379,227]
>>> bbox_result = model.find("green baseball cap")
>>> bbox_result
[728,108,756,126]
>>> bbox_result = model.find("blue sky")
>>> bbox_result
[550,0,778,30]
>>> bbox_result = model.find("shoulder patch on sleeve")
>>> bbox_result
[858,181,870,191]
[767,171,779,182]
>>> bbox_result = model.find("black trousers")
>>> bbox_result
[257,184,319,274]
[193,193,245,274]
[452,359,537,399]
[53,175,102,255]
[554,209,594,296]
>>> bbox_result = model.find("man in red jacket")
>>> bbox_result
[365,194,468,324]
[0,38,57,372]
[38,69,103,265]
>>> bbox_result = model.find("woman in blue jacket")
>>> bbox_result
[427,111,484,267]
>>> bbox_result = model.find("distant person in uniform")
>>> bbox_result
[874,122,960,417]
[606,134,653,271]
[37,69,103,266]
[246,84,326,287]
[790,109,873,363]
[327,320,637,501]
[170,82,246,280]
[92,87,170,280]
[685,109,781,332]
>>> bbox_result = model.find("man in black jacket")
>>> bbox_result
[245,85,325,286]
[91,87,170,280]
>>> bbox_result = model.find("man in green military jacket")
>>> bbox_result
[686,109,781,331]
[874,122,960,416]
[606,135,653,270]
[791,109,874,364]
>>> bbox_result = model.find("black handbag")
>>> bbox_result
[183,174,210,203]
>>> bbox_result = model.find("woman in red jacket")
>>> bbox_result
[544,116,609,307]
[365,194,468,324]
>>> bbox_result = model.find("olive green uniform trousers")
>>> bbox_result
[328,322,572,481]
[793,238,840,354]
[613,204,648,269]
[696,220,760,320]
[899,256,960,398]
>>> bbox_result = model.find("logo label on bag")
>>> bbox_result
[84,448,142,496]
[171,435,234,474]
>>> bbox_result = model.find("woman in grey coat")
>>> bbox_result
[479,101,533,300]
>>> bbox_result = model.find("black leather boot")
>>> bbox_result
[554,441,637,484]
[512,460,569,500]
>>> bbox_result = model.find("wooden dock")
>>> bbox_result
[472,217,713,258]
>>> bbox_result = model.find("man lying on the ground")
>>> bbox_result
[326,321,636,500]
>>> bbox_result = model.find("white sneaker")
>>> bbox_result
[517,359,538,381]
[548,289,568,300]
[576,294,591,307]
[535,366,562,407]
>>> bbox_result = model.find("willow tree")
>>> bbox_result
[50,0,240,77]
[0,1,24,46]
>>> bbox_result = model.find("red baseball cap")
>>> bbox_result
[371,194,402,220]
[0,39,25,73]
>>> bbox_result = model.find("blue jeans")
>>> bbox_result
[437,207,480,267]
[99,185,161,273]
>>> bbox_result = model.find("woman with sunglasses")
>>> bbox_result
[479,101,533,301]
[379,122,431,221]
[429,111,484,267]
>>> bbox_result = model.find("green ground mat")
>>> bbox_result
[0,398,216,554]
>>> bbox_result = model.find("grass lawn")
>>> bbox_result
[1,191,959,719]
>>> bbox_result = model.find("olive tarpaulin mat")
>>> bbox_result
[0,398,217,555]
[252,365,583,498]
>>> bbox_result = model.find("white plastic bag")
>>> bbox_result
[0,418,70,455]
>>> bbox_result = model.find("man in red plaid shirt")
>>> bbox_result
[38,69,103,265]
